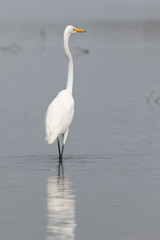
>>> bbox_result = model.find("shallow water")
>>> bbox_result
[1,2,160,239]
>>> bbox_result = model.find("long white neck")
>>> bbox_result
[64,31,73,95]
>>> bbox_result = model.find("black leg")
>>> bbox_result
[61,145,64,160]
[57,138,61,159]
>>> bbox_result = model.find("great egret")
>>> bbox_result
[45,25,86,160]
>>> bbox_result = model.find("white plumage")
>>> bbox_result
[45,90,74,144]
[45,25,86,160]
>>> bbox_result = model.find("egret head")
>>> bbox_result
[65,25,86,35]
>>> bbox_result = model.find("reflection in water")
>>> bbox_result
[46,162,76,240]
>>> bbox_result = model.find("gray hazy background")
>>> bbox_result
[0,0,160,21]
[1,1,160,240]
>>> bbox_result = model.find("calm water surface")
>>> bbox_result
[1,7,160,240]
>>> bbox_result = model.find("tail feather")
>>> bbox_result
[45,130,59,144]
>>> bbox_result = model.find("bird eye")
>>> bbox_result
[73,28,76,31]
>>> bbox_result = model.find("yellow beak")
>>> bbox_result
[75,28,86,33]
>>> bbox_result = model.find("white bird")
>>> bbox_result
[45,25,86,160]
